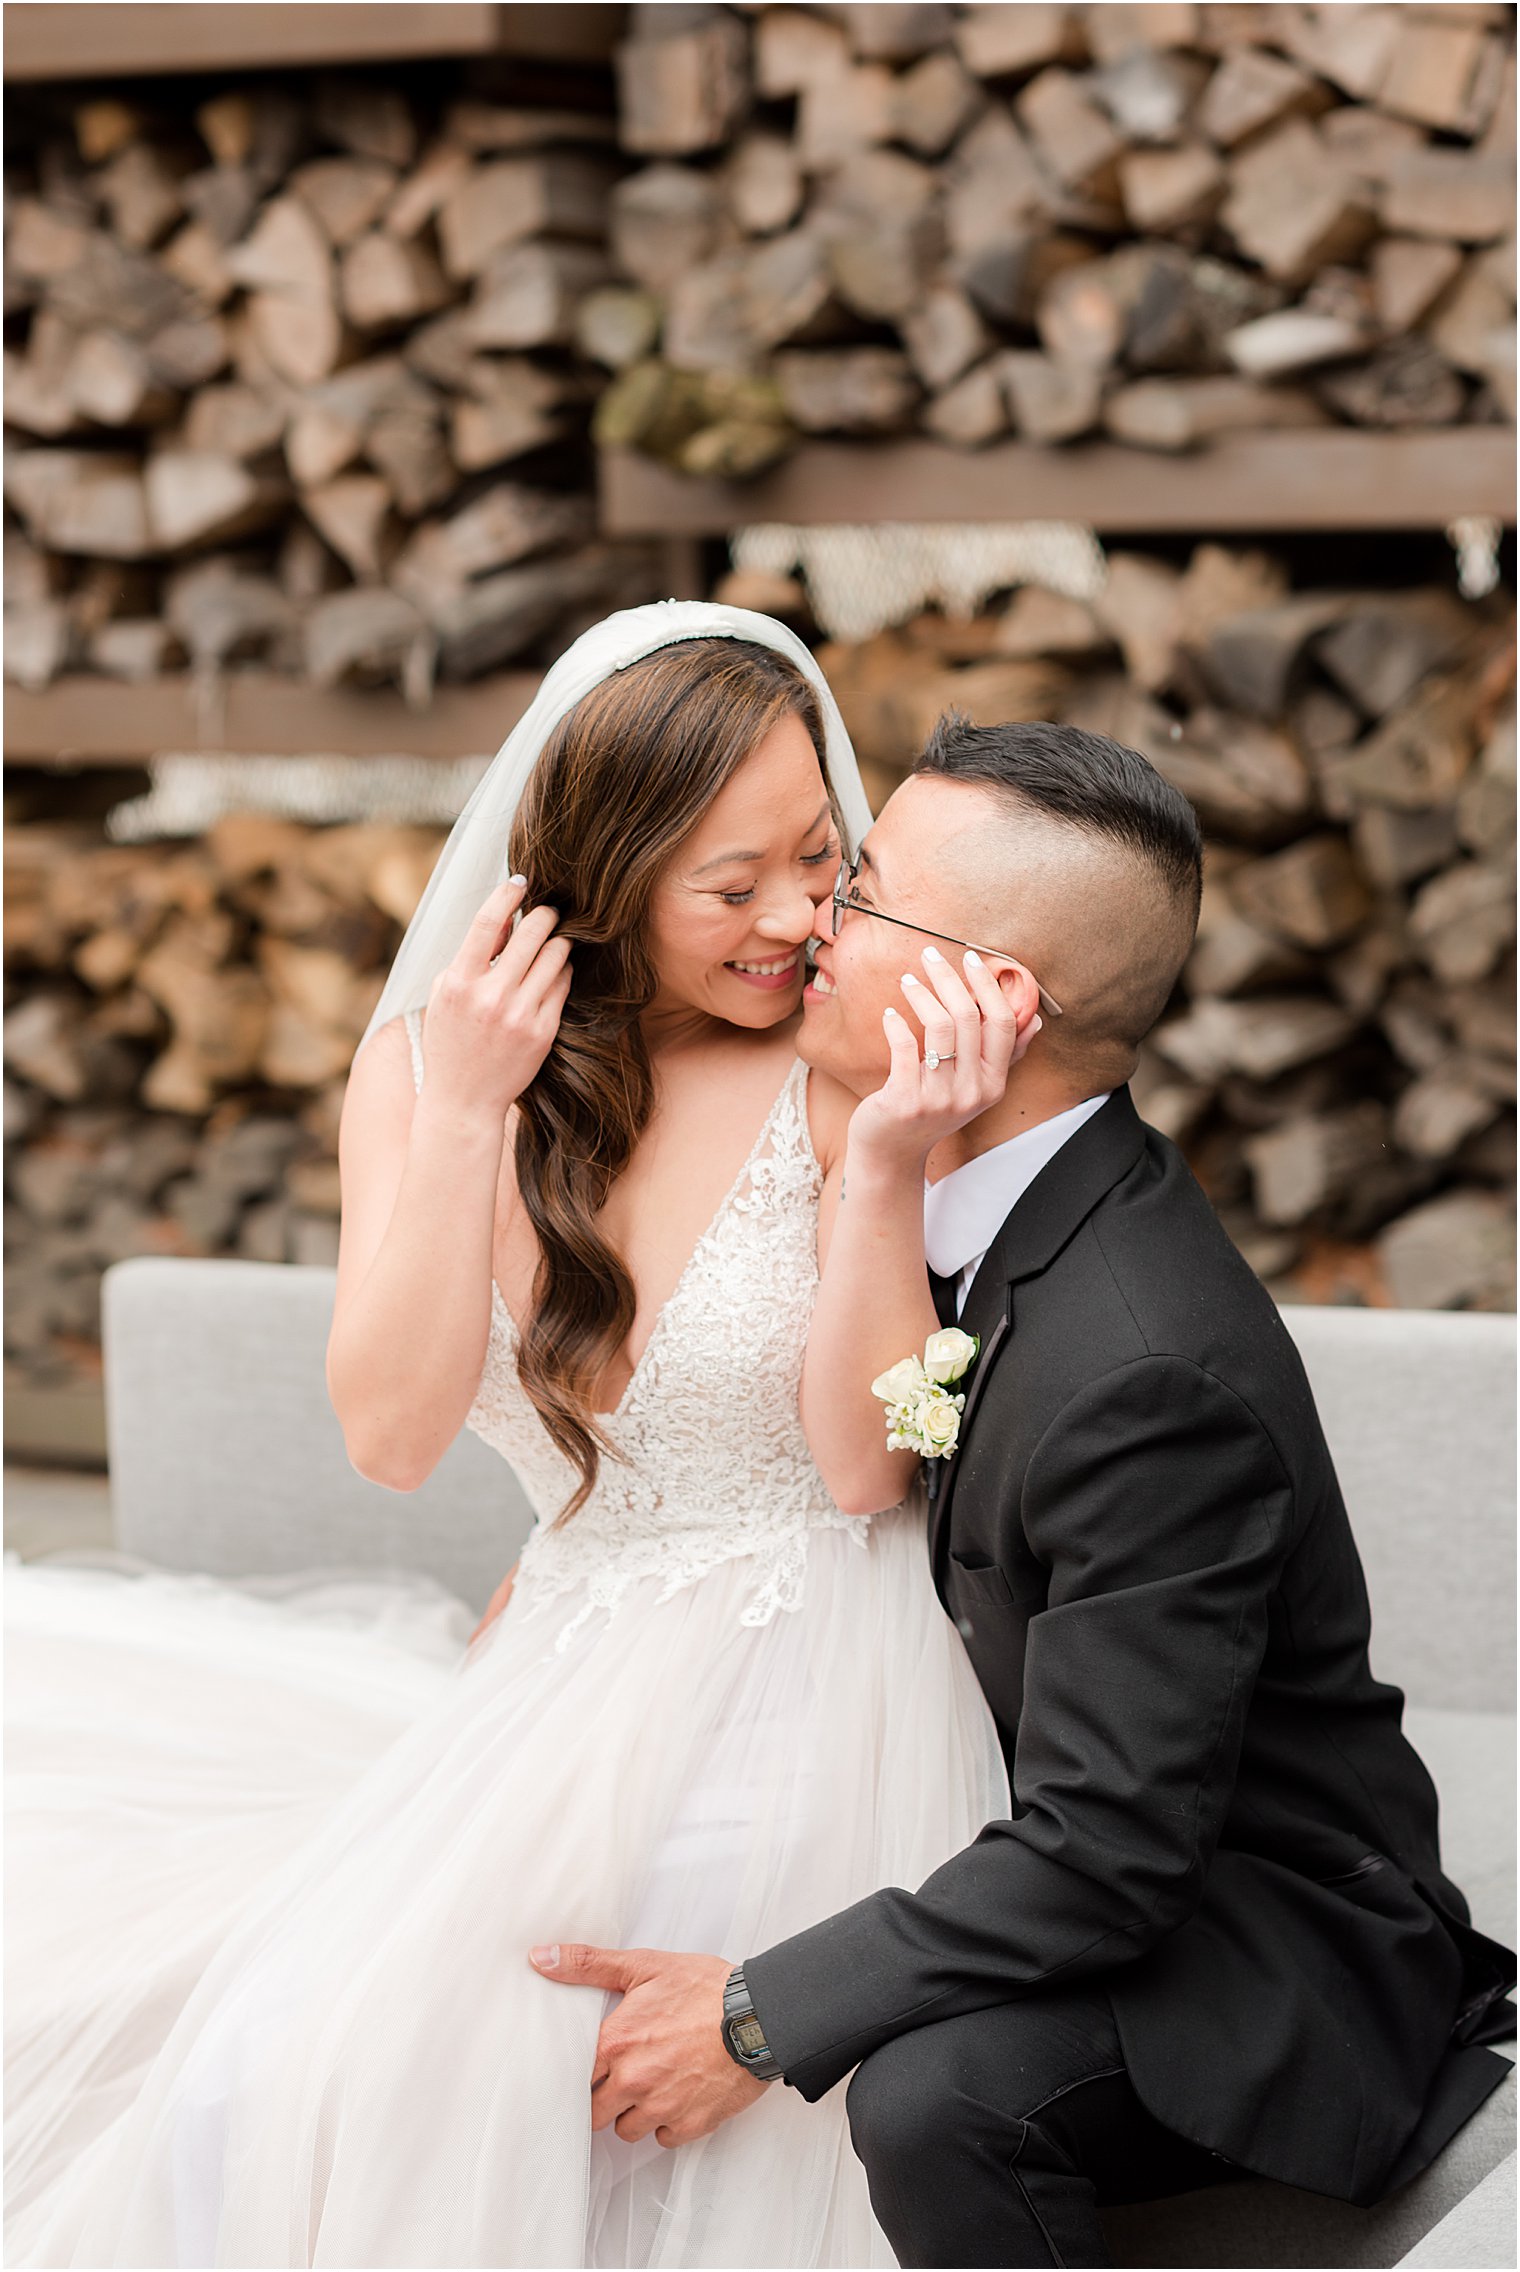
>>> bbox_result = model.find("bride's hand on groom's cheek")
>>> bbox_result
[851,946,1041,1170]
[529,1943,768,2145]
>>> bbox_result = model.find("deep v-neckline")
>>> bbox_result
[490,1055,806,1422]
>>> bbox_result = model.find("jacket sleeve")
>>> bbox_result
[744,1354,1292,2100]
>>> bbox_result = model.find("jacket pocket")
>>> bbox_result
[1312,1852,1387,1889]
[949,1554,1018,1607]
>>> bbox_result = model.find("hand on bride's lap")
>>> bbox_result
[530,1943,768,2145]
[848,944,1040,1174]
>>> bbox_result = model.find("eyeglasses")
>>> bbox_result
[831,859,1064,1019]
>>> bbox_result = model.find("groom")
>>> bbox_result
[533,719,1516,2264]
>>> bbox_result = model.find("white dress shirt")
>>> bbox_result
[924,1094,1112,1316]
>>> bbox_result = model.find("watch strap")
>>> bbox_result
[722,1964,784,2082]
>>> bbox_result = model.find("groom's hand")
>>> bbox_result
[529,1943,769,2145]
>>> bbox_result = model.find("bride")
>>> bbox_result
[5,603,1022,2268]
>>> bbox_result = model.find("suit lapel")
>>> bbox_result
[926,1089,1148,1569]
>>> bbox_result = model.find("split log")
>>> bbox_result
[299,474,394,583]
[183,380,287,459]
[1016,68,1124,200]
[339,231,451,331]
[901,281,991,389]
[144,451,288,553]
[1118,141,1226,233]
[450,355,568,468]
[796,63,896,170]
[998,348,1103,442]
[616,12,751,157]
[772,348,918,433]
[1314,338,1468,430]
[891,50,984,156]
[1376,17,1504,135]
[1198,46,1320,146]
[723,132,804,235]
[1220,119,1375,287]
[574,285,662,369]
[392,484,593,593]
[436,155,618,279]
[1229,834,1373,949]
[611,162,727,293]
[288,155,397,247]
[5,448,152,558]
[67,331,178,429]
[312,81,417,170]
[1104,374,1325,450]
[1381,149,1514,242]
[953,4,1084,79]
[921,359,1009,446]
[468,242,613,349]
[94,143,188,250]
[753,7,851,100]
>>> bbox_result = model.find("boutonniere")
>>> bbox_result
[871,1328,980,1460]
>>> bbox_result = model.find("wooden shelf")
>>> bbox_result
[600,431,1518,537]
[4,670,541,767]
[2,3,623,80]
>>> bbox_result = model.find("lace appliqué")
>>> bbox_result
[400,1013,867,1650]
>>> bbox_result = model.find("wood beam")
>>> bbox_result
[4,671,541,767]
[1,3,622,80]
[600,432,1518,536]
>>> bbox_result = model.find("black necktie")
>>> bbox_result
[928,1266,959,1328]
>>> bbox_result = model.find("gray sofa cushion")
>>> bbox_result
[1397,2150,1516,2269]
[103,1258,535,1613]
[1278,1306,1516,1713]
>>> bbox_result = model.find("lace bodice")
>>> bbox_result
[402,1013,864,1645]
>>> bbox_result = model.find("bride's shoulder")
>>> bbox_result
[800,1062,855,1175]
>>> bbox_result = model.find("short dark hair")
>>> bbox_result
[913,715,1204,919]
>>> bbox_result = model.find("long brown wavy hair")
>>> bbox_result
[506,636,830,1520]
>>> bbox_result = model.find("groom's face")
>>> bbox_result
[802,775,1040,1097]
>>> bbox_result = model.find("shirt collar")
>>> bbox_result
[923,1094,1112,1280]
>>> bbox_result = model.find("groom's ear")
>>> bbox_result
[992,959,1041,1031]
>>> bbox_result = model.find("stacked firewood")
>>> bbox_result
[3,811,445,1385]
[5,539,1514,1404]
[721,538,1518,1309]
[3,75,663,696]
[598,2,1515,470]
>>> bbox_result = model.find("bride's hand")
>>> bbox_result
[421,877,572,1126]
[847,944,1040,1172]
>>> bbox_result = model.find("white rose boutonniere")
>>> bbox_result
[871,1329,980,1460]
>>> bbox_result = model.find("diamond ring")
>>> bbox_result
[923,1049,957,1071]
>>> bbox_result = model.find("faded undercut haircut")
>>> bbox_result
[913,715,1204,1078]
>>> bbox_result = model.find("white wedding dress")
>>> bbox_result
[5,1033,1010,2269]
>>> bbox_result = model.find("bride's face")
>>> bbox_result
[644,713,841,1028]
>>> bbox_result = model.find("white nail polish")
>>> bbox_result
[923,944,943,961]
[964,949,982,967]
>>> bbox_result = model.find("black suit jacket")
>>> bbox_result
[747,1089,1515,2206]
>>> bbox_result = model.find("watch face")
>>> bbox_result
[732,2016,768,2060]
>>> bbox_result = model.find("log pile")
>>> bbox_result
[4,74,663,698]
[719,537,1517,1309]
[3,811,448,1387]
[598,2,1515,471]
[5,538,1514,1405]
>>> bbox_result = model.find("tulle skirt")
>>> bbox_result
[5,1506,1009,2267]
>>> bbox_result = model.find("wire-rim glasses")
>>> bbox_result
[830,859,1064,1020]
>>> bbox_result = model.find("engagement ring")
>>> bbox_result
[924,1049,957,1070]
